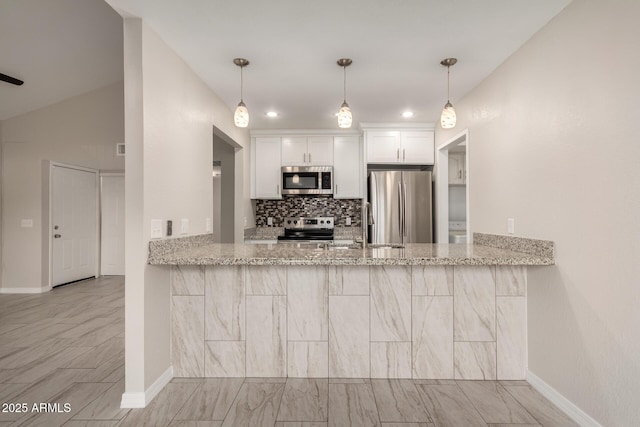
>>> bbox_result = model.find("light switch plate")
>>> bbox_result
[21,219,34,228]
[180,218,189,235]
[267,217,273,226]
[151,219,163,238]
[507,218,515,234]
[345,217,352,226]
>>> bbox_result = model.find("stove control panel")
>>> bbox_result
[284,216,334,230]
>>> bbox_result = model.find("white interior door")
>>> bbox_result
[100,174,125,275]
[52,165,97,286]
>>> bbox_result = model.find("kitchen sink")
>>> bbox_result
[290,242,405,251]
[367,243,405,249]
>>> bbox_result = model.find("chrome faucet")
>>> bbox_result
[359,201,374,248]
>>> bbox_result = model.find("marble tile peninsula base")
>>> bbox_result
[171,264,529,380]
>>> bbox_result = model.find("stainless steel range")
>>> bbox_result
[277,216,334,242]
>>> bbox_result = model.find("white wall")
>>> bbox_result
[0,82,124,291]
[122,18,251,396]
[435,0,640,425]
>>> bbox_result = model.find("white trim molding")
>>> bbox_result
[0,286,51,294]
[250,128,362,137]
[359,122,435,131]
[120,366,173,408]
[526,369,603,427]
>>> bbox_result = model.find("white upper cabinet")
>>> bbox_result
[307,136,334,165]
[365,131,401,163]
[448,152,466,185]
[253,137,282,199]
[365,128,434,165]
[281,136,333,166]
[400,131,434,164]
[333,136,362,198]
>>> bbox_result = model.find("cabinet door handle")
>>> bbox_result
[459,169,462,179]
[303,153,306,163]
[309,153,312,164]
[397,148,400,161]
[403,149,406,161]
[276,184,280,194]
[335,184,338,194]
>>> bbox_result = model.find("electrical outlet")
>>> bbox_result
[345,217,352,226]
[206,218,212,233]
[181,218,189,235]
[267,217,273,226]
[151,219,163,238]
[507,218,515,234]
[166,220,173,236]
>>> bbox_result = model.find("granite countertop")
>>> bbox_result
[148,233,554,266]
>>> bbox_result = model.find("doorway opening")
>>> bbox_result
[435,129,470,244]
[212,127,241,243]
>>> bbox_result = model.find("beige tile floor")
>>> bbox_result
[0,277,579,426]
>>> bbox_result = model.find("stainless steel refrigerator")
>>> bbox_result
[368,170,433,244]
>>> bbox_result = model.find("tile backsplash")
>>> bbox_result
[255,196,362,227]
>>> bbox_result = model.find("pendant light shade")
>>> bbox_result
[441,101,456,129]
[337,58,353,128]
[338,101,352,128]
[234,101,249,128]
[233,58,249,128]
[440,58,458,129]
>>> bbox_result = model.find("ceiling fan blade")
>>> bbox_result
[0,73,24,86]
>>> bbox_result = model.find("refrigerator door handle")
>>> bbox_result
[402,180,408,237]
[397,181,403,241]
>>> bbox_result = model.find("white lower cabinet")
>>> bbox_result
[333,136,362,198]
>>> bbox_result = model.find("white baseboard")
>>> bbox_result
[526,369,603,427]
[0,286,51,294]
[120,366,173,408]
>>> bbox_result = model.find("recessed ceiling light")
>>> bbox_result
[402,111,414,118]
[266,111,278,118]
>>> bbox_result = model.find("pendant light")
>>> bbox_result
[440,58,458,129]
[233,58,249,128]
[337,58,353,128]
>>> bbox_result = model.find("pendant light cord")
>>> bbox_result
[447,65,450,103]
[343,65,347,103]
[240,66,244,102]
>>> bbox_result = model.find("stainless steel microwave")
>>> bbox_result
[281,166,333,195]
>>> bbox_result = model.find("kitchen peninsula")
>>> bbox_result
[150,233,553,381]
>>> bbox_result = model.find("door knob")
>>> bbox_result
[54,234,61,238]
